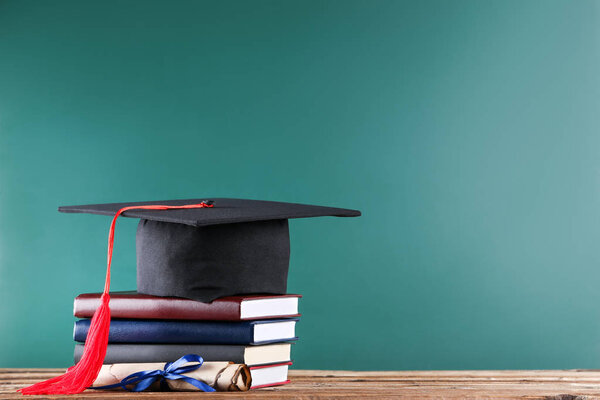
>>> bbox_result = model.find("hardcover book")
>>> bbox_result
[74,291,301,321]
[74,318,298,345]
[250,362,292,389]
[74,343,293,366]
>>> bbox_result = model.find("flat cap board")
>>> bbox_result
[58,198,361,227]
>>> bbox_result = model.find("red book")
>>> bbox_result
[74,291,301,321]
[250,362,293,389]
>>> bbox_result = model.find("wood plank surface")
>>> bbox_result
[3,369,600,399]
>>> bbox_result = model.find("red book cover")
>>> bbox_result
[74,291,301,321]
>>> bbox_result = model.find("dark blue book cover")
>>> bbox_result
[74,318,298,345]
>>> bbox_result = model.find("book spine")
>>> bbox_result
[74,343,247,364]
[74,319,255,344]
[73,295,242,321]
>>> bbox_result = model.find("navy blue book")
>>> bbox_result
[73,318,298,345]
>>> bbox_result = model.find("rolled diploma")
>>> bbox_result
[92,361,251,391]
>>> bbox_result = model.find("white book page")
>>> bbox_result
[251,364,289,387]
[253,320,297,342]
[241,297,299,319]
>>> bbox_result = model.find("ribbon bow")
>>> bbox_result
[91,354,216,392]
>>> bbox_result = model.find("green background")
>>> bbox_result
[1,0,599,370]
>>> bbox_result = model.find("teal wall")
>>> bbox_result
[1,0,599,370]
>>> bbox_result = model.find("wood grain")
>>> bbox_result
[3,369,600,399]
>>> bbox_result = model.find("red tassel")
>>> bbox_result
[18,202,213,395]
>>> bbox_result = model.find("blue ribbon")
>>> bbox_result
[91,354,216,392]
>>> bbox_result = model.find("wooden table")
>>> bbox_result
[3,369,600,399]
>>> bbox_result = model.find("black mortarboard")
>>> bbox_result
[59,198,361,303]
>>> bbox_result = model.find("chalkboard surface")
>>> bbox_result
[1,0,599,370]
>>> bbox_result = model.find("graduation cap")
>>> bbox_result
[59,198,361,302]
[19,198,360,395]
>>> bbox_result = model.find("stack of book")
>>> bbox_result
[72,291,301,389]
